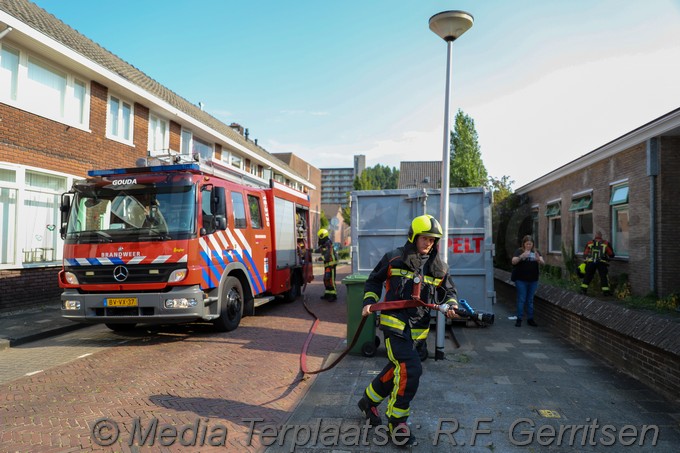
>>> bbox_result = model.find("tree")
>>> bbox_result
[450,109,488,187]
[345,164,399,227]
[488,175,514,204]
[341,205,351,226]
[353,164,399,191]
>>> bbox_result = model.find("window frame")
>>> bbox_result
[569,192,593,254]
[0,43,90,129]
[181,129,213,160]
[247,194,263,229]
[107,93,134,144]
[545,201,561,253]
[0,163,77,269]
[610,183,629,258]
[148,112,170,154]
[230,191,247,229]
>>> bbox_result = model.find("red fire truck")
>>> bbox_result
[58,159,313,332]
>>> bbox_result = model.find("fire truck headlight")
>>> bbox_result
[164,298,197,309]
[168,269,188,283]
[62,300,81,310]
[64,272,79,285]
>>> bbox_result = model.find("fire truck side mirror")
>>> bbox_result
[59,193,71,239]
[215,215,227,231]
[212,187,226,217]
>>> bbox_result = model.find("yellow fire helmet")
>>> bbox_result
[317,228,329,240]
[408,214,443,243]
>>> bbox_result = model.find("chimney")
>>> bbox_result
[229,123,245,135]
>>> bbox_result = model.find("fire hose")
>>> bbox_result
[300,271,493,375]
[300,298,486,375]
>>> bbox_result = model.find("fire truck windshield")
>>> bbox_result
[65,184,196,243]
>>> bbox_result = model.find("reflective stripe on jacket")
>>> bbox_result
[584,239,615,263]
[362,244,457,340]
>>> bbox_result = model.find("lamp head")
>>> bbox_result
[429,10,474,42]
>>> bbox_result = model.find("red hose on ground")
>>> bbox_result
[300,298,436,375]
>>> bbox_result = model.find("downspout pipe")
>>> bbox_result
[646,137,659,295]
[0,26,13,41]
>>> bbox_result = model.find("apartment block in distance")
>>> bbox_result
[320,155,365,206]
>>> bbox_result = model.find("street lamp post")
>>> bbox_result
[429,10,473,360]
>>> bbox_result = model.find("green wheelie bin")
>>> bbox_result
[342,273,380,357]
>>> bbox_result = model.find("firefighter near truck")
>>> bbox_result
[58,159,313,332]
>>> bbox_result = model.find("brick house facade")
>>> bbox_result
[0,0,317,311]
[515,108,680,297]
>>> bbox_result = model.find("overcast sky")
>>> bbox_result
[32,0,680,188]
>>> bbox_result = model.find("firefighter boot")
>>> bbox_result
[357,396,382,426]
[389,419,416,447]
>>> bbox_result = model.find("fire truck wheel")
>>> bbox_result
[213,276,243,332]
[282,279,301,303]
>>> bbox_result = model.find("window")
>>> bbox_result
[181,129,213,160]
[0,167,74,267]
[27,56,66,119]
[230,153,243,169]
[545,202,561,253]
[201,186,216,235]
[72,80,87,125]
[0,186,17,265]
[193,137,213,160]
[23,171,66,264]
[570,195,593,253]
[0,45,19,101]
[568,195,592,212]
[231,192,247,229]
[148,113,169,153]
[1,44,89,127]
[248,195,263,229]
[181,129,192,156]
[107,94,133,142]
[610,184,629,257]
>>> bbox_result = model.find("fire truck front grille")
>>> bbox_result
[68,264,180,285]
[94,307,155,317]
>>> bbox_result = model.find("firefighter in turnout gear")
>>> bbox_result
[316,228,337,301]
[580,231,615,295]
[357,215,459,446]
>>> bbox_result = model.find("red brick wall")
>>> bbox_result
[0,267,62,312]
[0,81,155,310]
[169,121,181,152]
[0,81,147,176]
[521,143,655,295]
[656,136,680,297]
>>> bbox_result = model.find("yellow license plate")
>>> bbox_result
[105,297,138,307]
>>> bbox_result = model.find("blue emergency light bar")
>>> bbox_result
[88,163,200,177]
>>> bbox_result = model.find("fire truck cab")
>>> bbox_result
[58,159,313,332]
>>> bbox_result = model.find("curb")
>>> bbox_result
[5,323,89,348]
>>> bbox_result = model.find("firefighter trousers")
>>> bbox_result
[363,332,422,424]
[581,261,610,292]
[323,265,337,298]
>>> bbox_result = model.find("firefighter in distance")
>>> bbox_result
[316,228,337,301]
[357,214,459,446]
[580,230,616,296]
